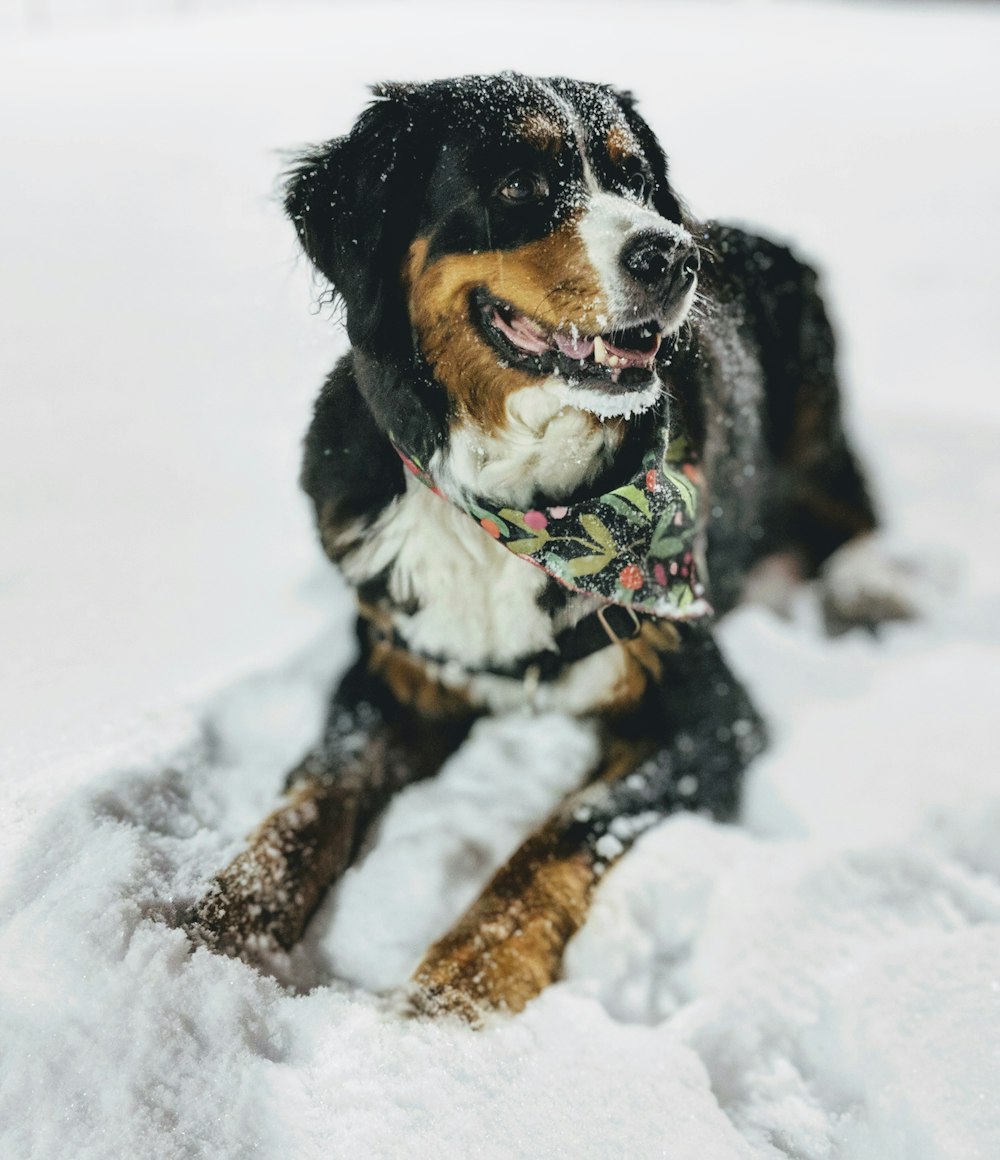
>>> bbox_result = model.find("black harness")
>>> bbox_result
[368,601,645,683]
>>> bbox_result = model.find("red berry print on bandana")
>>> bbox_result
[389,428,707,619]
[619,563,644,590]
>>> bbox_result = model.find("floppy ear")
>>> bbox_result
[284,85,430,352]
[613,90,687,227]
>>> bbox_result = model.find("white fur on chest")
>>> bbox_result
[436,379,621,508]
[338,381,635,709]
[341,477,556,669]
[344,479,628,712]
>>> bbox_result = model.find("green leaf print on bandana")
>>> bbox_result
[391,428,710,620]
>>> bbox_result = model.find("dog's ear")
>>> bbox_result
[612,89,687,227]
[284,84,430,351]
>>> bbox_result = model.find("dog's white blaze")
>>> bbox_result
[576,191,696,328]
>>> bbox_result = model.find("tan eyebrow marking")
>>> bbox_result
[606,123,639,166]
[518,111,565,154]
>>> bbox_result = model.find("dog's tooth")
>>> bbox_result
[593,335,608,365]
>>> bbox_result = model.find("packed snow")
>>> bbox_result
[2,2,999,1157]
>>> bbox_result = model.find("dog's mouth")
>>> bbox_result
[473,290,672,392]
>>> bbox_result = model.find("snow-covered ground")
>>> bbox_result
[2,2,999,1156]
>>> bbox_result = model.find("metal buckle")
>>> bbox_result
[596,604,642,646]
[522,663,541,704]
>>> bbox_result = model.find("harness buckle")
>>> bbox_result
[596,604,642,647]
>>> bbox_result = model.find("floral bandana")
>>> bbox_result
[393,428,711,620]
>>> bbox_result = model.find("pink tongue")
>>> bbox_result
[553,332,595,360]
[490,307,659,367]
[491,308,552,355]
[604,333,661,368]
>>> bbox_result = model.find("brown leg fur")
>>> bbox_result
[408,621,765,1022]
[409,738,651,1022]
[183,655,474,962]
[184,762,374,959]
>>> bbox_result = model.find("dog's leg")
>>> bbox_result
[772,262,922,632]
[781,269,878,565]
[183,655,473,961]
[409,625,766,1022]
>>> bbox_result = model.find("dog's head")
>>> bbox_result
[286,74,699,433]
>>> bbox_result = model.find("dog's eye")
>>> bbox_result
[627,170,651,201]
[497,171,548,204]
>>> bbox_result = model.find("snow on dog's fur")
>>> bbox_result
[184,72,915,1020]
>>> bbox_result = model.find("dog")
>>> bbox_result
[184,73,913,1021]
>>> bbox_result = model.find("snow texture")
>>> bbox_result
[2,2,1000,1157]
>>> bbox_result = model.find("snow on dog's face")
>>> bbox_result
[286,74,699,434]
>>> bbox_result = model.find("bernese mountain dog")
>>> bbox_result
[184,73,914,1021]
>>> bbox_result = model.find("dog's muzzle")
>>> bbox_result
[620,228,700,318]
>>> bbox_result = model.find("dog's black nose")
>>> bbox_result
[621,231,700,287]
[680,247,701,277]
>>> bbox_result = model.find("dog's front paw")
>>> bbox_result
[820,533,931,635]
[405,969,493,1027]
[180,859,285,963]
[407,851,594,1023]
[407,911,562,1025]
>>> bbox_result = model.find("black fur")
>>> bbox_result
[290,71,879,847]
[185,75,887,1011]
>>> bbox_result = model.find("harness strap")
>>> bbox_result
[367,601,645,683]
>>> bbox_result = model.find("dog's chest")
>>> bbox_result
[350,479,558,670]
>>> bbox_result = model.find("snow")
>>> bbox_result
[2,2,999,1157]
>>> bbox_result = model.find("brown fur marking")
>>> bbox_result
[410,736,651,1021]
[404,225,607,433]
[184,697,474,961]
[315,497,362,564]
[601,618,682,714]
[518,112,565,153]
[787,397,875,539]
[606,123,638,166]
[184,772,366,958]
[410,831,597,1021]
[366,634,473,720]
